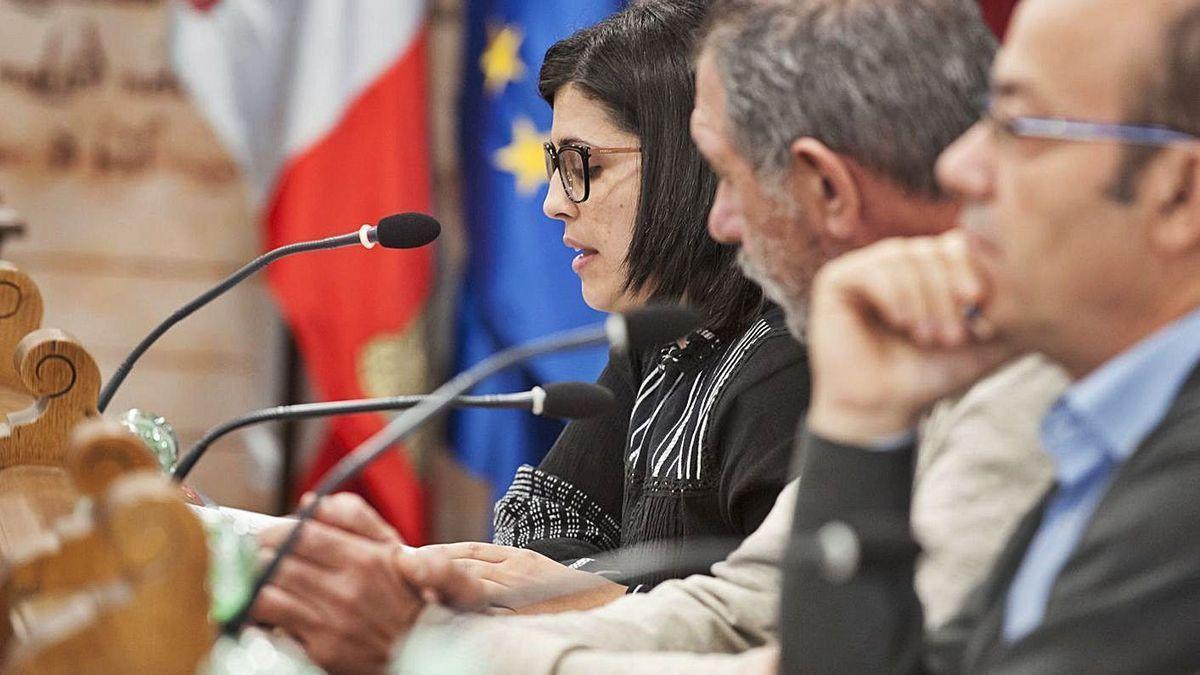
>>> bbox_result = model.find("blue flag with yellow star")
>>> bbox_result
[452,1,623,505]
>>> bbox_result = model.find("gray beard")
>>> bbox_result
[737,249,809,340]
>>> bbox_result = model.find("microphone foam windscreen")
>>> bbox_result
[619,305,702,352]
[376,212,442,249]
[541,382,616,419]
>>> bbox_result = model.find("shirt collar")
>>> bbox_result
[1046,306,1200,483]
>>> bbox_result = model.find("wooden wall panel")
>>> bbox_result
[0,0,279,512]
[0,0,495,534]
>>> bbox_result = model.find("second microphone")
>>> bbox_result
[172,382,615,481]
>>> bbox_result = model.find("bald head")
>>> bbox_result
[936,0,1200,374]
[1002,0,1200,203]
[1006,1,1179,112]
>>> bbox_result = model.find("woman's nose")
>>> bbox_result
[543,170,579,221]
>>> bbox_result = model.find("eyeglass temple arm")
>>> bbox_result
[588,147,641,154]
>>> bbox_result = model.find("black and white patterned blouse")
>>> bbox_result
[493,305,809,589]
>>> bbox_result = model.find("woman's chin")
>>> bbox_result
[581,293,614,314]
[582,287,642,316]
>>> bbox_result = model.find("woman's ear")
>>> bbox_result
[790,137,863,243]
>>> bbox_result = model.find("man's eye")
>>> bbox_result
[996,118,1021,140]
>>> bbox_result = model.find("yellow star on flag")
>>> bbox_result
[481,24,526,95]
[494,117,549,195]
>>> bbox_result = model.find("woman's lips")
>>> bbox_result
[571,248,599,272]
[564,236,598,273]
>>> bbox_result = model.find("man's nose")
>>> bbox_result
[707,181,745,244]
[936,121,995,202]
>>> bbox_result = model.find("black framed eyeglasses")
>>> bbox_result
[543,141,640,203]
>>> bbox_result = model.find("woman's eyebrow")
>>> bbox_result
[556,135,596,147]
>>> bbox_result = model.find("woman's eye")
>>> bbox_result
[589,166,604,179]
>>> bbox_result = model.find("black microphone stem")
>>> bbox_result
[312,325,606,499]
[172,392,535,481]
[97,232,361,413]
[222,323,609,635]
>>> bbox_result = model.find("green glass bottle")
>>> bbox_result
[194,506,258,624]
[117,408,179,473]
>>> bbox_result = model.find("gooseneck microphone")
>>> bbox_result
[222,305,699,634]
[571,517,921,587]
[171,382,615,481]
[96,213,441,413]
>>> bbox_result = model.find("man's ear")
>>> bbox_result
[1145,149,1200,255]
[790,137,863,242]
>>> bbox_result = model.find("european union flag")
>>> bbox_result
[452,1,624,503]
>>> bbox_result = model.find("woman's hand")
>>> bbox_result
[419,542,627,614]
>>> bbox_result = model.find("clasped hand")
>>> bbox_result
[251,493,486,675]
[251,493,628,672]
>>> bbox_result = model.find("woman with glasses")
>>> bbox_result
[426,0,809,612]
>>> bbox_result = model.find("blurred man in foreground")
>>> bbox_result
[785,0,1200,671]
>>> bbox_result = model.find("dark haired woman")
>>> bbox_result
[422,0,809,612]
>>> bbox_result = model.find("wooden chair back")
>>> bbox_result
[0,421,212,675]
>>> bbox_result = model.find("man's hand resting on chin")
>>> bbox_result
[806,231,1016,445]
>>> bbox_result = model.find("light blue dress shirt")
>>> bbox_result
[1002,306,1200,642]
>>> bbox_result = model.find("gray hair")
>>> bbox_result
[702,0,996,198]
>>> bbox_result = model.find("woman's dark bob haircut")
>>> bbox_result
[538,0,764,338]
